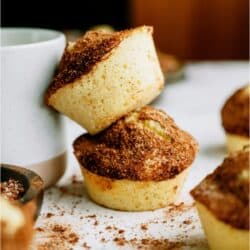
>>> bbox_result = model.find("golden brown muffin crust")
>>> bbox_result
[191,147,249,230]
[221,85,250,137]
[73,106,198,181]
[45,26,153,104]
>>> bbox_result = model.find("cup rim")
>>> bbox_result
[0,27,65,50]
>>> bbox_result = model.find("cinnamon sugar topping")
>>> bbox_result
[74,106,198,181]
[46,27,153,103]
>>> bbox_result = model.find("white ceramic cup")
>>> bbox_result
[1,28,67,187]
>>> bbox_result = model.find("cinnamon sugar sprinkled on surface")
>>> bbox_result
[140,224,148,231]
[35,227,44,232]
[113,236,126,245]
[45,213,54,219]
[82,242,91,249]
[71,174,82,184]
[86,214,96,218]
[183,219,192,225]
[36,224,79,250]
[34,175,201,249]
[111,236,206,249]
[166,202,194,216]
[0,178,24,200]
[101,238,106,243]
[74,106,198,181]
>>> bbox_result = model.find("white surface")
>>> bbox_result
[1,28,67,166]
[33,62,249,249]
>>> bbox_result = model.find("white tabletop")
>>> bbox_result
[32,61,249,250]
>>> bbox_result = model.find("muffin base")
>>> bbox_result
[226,133,250,153]
[81,167,190,211]
[196,201,249,250]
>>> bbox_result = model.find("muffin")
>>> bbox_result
[221,85,250,153]
[157,51,184,82]
[73,106,198,211]
[1,197,35,250]
[45,26,164,135]
[191,147,249,250]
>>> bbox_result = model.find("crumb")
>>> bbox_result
[113,237,127,246]
[86,214,96,218]
[46,213,55,218]
[82,242,91,249]
[36,227,45,232]
[140,224,148,231]
[105,226,112,230]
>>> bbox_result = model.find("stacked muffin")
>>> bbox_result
[45,26,198,211]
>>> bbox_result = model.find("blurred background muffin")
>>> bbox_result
[1,197,35,250]
[221,85,250,153]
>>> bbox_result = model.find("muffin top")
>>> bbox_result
[191,147,249,230]
[45,26,152,103]
[73,106,198,181]
[221,85,250,137]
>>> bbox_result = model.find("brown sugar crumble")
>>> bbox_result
[0,178,24,200]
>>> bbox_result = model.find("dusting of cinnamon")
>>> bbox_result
[36,224,79,250]
[74,106,198,181]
